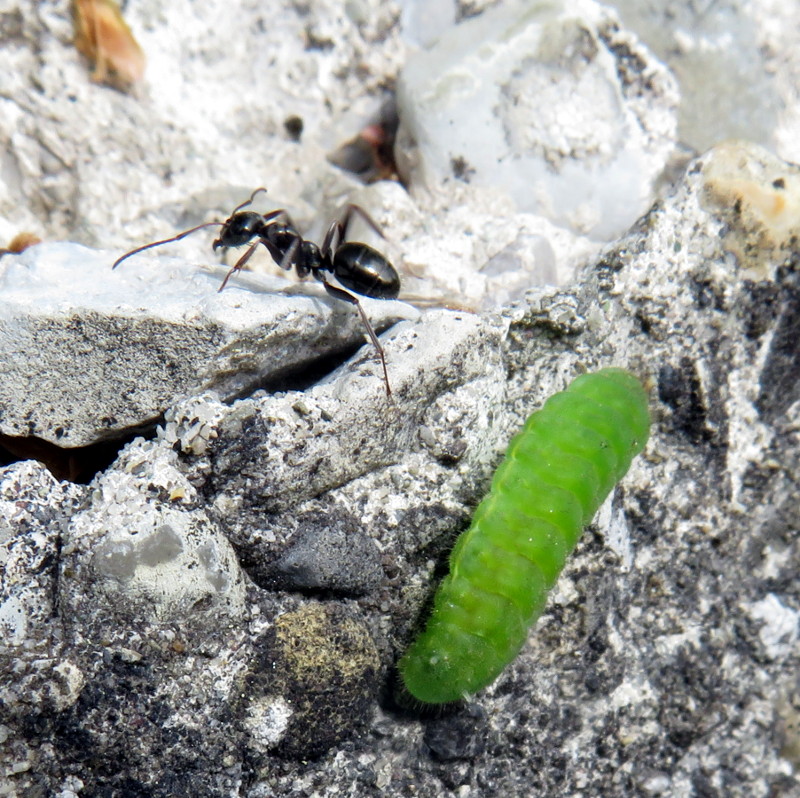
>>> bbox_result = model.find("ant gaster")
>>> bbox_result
[112,188,400,394]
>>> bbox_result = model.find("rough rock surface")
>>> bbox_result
[1,0,800,796]
[0,241,416,447]
[611,0,800,156]
[397,0,678,239]
[2,140,799,797]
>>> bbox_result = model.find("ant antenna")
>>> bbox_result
[111,187,268,271]
[111,221,223,270]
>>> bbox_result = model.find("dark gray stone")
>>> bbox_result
[264,509,384,596]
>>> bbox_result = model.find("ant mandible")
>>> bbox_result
[112,188,401,395]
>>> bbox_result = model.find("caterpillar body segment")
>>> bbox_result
[399,367,650,704]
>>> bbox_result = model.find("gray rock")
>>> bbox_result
[243,603,380,760]
[3,141,798,797]
[59,437,248,628]
[0,0,799,792]
[262,509,384,596]
[0,461,86,650]
[0,242,416,446]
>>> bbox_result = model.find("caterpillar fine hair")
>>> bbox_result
[398,367,650,704]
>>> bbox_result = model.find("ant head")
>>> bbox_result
[213,211,264,250]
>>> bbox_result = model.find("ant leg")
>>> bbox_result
[320,218,344,259]
[320,203,386,259]
[262,208,290,224]
[218,241,260,291]
[278,235,301,271]
[320,277,391,396]
[338,204,386,240]
[112,221,224,270]
[219,224,297,290]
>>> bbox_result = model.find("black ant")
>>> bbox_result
[112,188,401,394]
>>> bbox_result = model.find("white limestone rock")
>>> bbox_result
[396,0,679,240]
[0,241,416,446]
[1,141,799,797]
[611,0,800,159]
[0,461,86,651]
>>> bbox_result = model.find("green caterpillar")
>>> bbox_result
[399,367,650,704]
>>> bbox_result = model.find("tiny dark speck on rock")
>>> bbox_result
[451,156,475,182]
[284,115,304,141]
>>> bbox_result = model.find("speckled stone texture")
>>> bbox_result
[2,140,798,797]
[1,0,800,794]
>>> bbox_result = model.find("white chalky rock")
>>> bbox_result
[60,439,247,625]
[397,0,679,240]
[0,242,415,446]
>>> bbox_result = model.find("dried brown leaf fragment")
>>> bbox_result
[73,0,146,88]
